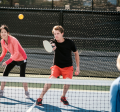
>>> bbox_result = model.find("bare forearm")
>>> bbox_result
[75,51,80,67]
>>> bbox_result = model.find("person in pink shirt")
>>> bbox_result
[0,25,30,98]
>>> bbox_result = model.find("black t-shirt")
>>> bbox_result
[53,38,77,68]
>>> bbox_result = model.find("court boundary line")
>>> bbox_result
[4,87,110,93]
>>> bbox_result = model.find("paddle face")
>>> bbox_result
[43,40,52,53]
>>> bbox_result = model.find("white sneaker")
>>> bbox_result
[25,91,30,99]
[0,90,3,97]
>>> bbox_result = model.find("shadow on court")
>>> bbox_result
[29,98,62,112]
[0,96,32,106]
[64,105,109,112]
[0,97,109,112]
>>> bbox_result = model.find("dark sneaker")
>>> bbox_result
[60,97,69,105]
[36,98,43,106]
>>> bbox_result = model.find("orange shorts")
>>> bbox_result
[49,65,73,79]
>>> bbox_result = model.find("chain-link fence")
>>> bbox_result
[0,7,120,78]
[0,0,120,11]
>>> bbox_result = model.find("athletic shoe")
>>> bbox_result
[0,90,3,97]
[36,98,43,106]
[25,91,30,99]
[61,97,69,105]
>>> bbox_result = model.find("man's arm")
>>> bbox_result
[117,54,120,71]
[74,50,80,75]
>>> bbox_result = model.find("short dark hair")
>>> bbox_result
[0,25,9,33]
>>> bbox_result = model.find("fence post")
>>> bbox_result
[52,0,53,9]
[92,0,93,11]
[10,0,13,7]
[59,10,63,26]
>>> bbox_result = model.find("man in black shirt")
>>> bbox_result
[36,25,80,106]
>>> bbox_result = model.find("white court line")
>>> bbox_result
[5,87,110,93]
[26,101,36,112]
